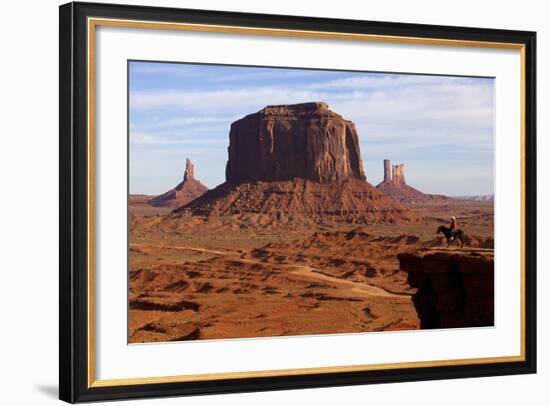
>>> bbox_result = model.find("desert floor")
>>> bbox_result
[128,200,493,343]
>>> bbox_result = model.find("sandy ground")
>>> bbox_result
[128,200,493,343]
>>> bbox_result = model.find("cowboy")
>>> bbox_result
[449,216,458,240]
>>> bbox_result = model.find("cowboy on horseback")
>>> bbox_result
[449,216,458,241]
[437,218,465,248]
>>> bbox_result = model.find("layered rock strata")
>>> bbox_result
[397,248,494,329]
[225,102,366,184]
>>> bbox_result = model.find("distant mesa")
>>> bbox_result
[376,159,450,206]
[129,194,154,206]
[174,102,414,225]
[149,158,208,208]
[454,194,494,202]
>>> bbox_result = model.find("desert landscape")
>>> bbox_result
[128,101,494,343]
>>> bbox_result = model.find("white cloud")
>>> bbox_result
[129,71,494,195]
[130,87,327,112]
[307,73,491,90]
[130,78,493,133]
[130,79,494,155]
[130,131,227,146]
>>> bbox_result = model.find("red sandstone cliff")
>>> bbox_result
[225,102,366,183]
[398,248,494,328]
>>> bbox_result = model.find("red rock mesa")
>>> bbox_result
[175,103,414,224]
[225,102,366,183]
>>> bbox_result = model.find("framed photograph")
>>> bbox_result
[59,1,536,403]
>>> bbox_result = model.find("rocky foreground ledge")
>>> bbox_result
[397,248,494,329]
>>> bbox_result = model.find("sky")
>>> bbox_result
[129,61,495,196]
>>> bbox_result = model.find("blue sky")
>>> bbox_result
[129,61,494,196]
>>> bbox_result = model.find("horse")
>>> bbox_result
[437,225,465,248]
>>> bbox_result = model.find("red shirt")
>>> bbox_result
[450,219,458,230]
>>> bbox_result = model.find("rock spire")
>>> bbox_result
[149,158,208,208]
[183,158,195,182]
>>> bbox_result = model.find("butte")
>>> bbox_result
[173,102,414,225]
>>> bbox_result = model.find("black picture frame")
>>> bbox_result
[59,1,537,403]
